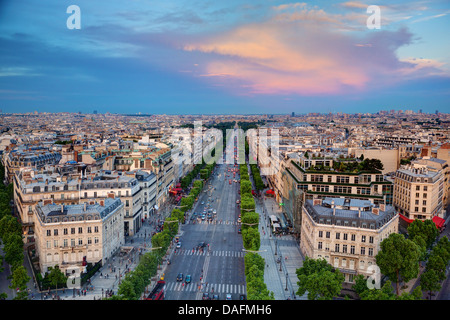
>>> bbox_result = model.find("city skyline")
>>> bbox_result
[0,0,449,114]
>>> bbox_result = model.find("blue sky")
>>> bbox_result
[0,0,449,114]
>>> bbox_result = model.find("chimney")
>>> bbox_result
[380,204,386,212]
[107,192,115,199]
[372,208,379,215]
[84,202,87,211]
[61,205,64,213]
[43,199,52,206]
[99,200,105,207]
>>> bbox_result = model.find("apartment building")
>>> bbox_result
[33,198,124,275]
[4,146,62,183]
[287,153,393,206]
[393,162,445,222]
[14,168,143,240]
[300,198,398,283]
[132,170,157,219]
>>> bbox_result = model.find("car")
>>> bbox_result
[201,215,206,220]
[176,242,181,248]
[236,200,240,204]
[212,294,220,300]
[237,217,241,223]
[201,201,205,205]
[239,294,247,300]
[177,273,183,281]
[238,228,241,234]
[185,275,191,284]
[197,242,207,249]
[202,293,210,300]
[226,294,232,300]
[213,209,216,214]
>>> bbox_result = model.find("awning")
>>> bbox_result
[266,189,275,195]
[432,216,446,229]
[399,214,414,224]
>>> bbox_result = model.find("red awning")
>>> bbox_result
[266,190,275,194]
[399,214,414,224]
[432,216,446,229]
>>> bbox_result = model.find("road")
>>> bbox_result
[164,130,246,300]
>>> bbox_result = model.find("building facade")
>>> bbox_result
[300,198,398,283]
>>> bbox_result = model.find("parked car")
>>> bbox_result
[176,242,182,248]
[212,294,220,300]
[226,294,232,300]
[177,273,183,281]
[202,293,210,300]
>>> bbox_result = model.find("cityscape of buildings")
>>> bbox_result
[0,110,449,302]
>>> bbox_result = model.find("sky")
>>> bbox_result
[0,0,449,115]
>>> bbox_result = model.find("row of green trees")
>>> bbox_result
[0,161,30,300]
[239,163,273,300]
[249,164,264,191]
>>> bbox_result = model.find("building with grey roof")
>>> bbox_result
[300,197,398,283]
[34,198,124,276]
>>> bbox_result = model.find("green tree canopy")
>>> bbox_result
[375,233,421,295]
[296,257,344,300]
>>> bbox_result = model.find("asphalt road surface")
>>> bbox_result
[164,131,246,300]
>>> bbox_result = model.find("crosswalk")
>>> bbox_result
[188,220,240,225]
[174,249,245,258]
[166,281,246,295]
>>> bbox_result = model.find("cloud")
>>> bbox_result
[181,5,447,97]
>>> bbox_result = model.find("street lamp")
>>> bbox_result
[285,272,288,291]
[279,254,282,271]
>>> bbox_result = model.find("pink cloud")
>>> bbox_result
[181,4,447,96]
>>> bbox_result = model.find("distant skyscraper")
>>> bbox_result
[291,112,295,117]
[93,110,98,114]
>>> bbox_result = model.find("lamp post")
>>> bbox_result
[285,272,288,291]
[279,254,282,271]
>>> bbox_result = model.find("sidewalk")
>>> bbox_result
[256,196,307,300]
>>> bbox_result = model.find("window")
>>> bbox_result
[47,230,51,236]
[343,233,348,241]
[416,186,420,191]
[423,186,428,191]
[47,241,51,249]
[368,248,374,256]
[318,231,323,238]
[361,247,366,255]
[335,244,340,252]
[361,235,366,243]
[88,237,92,245]
[94,226,99,233]
[336,232,340,240]
[423,193,427,199]
[369,236,374,244]
[78,238,83,245]
[351,234,356,241]
[63,239,68,247]
[350,245,355,254]
[54,240,58,247]
[71,239,75,247]
[326,231,330,239]
[318,242,323,250]
[71,228,75,234]
[94,237,99,244]
[343,245,348,253]
[423,200,427,206]
[88,227,92,233]
[54,229,58,236]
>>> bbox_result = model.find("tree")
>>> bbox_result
[420,269,441,299]
[296,257,344,300]
[240,180,252,196]
[9,265,30,300]
[47,265,67,294]
[163,217,179,237]
[408,219,439,249]
[375,233,421,295]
